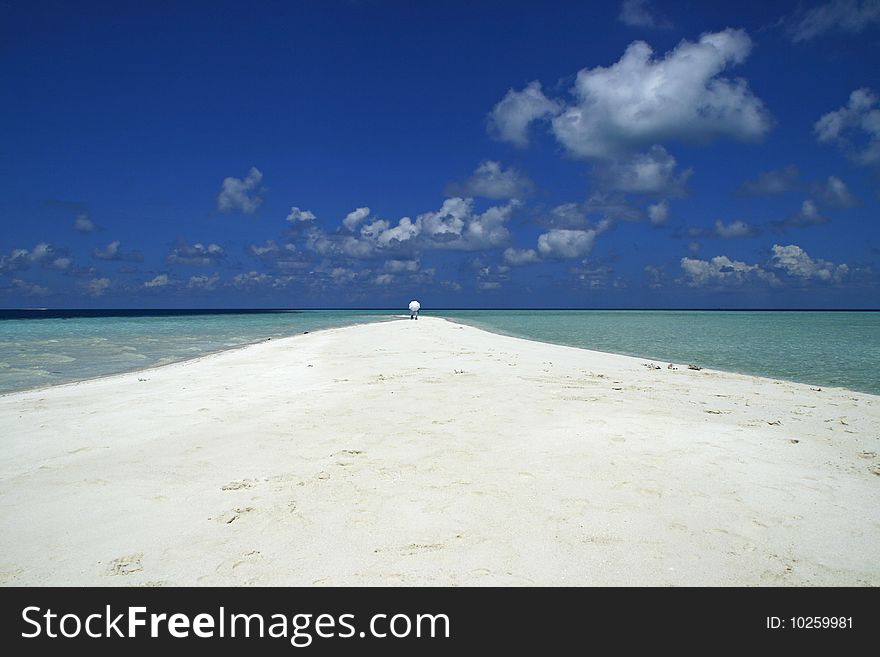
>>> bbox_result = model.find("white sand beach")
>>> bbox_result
[0,317,878,586]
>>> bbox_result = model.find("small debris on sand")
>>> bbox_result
[688,364,702,371]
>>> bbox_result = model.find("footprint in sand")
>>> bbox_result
[106,553,143,576]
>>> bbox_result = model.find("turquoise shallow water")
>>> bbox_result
[436,310,880,396]
[0,310,397,394]
[1,310,878,395]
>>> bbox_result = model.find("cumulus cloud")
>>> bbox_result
[306,197,521,258]
[245,240,307,271]
[217,167,264,214]
[738,164,800,196]
[92,240,142,262]
[73,213,96,233]
[648,200,669,225]
[680,255,777,286]
[815,88,880,166]
[785,199,829,228]
[166,242,225,266]
[680,244,850,287]
[785,0,880,42]
[503,247,542,265]
[233,270,294,289]
[10,279,50,296]
[496,29,771,159]
[287,206,317,223]
[506,218,612,265]
[342,207,370,231]
[86,277,111,296]
[811,175,859,207]
[689,219,761,238]
[537,228,598,259]
[596,145,692,194]
[446,161,535,199]
[0,243,73,274]
[644,264,665,288]
[488,81,561,147]
[618,0,672,29]
[144,274,171,288]
[373,273,394,285]
[383,259,420,273]
[187,273,220,290]
[770,244,849,281]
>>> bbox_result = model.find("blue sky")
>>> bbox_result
[2,0,879,308]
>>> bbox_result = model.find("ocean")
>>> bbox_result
[1,309,878,395]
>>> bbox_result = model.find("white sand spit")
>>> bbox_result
[0,317,878,586]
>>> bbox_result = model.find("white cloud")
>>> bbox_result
[506,217,611,265]
[447,161,535,199]
[73,213,95,233]
[383,259,420,273]
[769,244,849,281]
[714,220,759,238]
[93,240,142,262]
[597,145,692,194]
[329,267,358,284]
[538,229,597,259]
[87,277,111,296]
[503,247,542,265]
[680,255,777,286]
[647,200,669,225]
[50,257,73,270]
[10,279,50,296]
[495,30,771,159]
[618,0,672,29]
[166,242,225,266]
[488,81,561,147]
[287,206,317,223]
[478,281,502,290]
[217,167,264,214]
[247,240,281,257]
[812,175,858,207]
[644,265,665,288]
[373,273,394,285]
[307,197,520,258]
[232,271,294,289]
[187,273,220,290]
[144,274,171,288]
[815,88,880,165]
[342,207,370,231]
[233,271,270,288]
[738,164,800,196]
[787,199,829,227]
[0,243,72,274]
[687,219,760,238]
[680,244,849,287]
[785,0,880,42]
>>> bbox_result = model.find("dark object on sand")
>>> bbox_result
[667,363,677,370]
[303,331,309,334]
[687,364,702,371]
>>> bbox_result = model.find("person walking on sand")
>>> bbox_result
[408,300,420,320]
